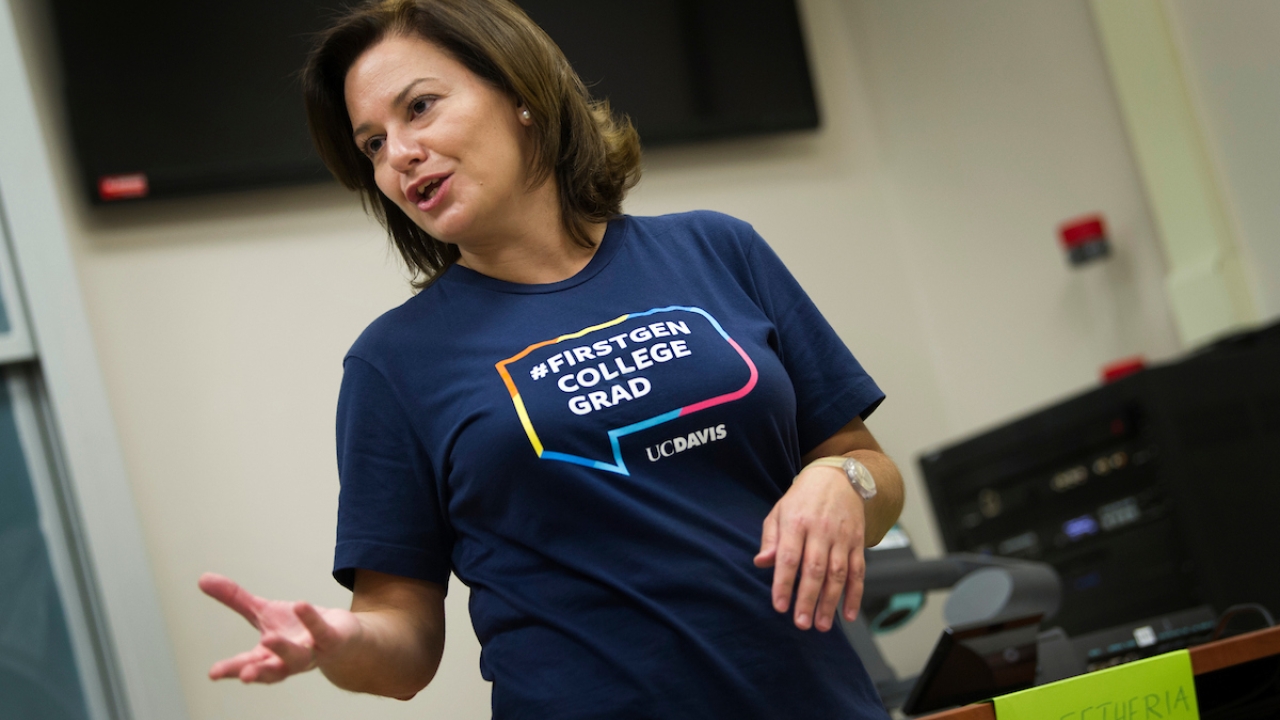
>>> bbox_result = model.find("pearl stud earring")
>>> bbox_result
[521,108,532,121]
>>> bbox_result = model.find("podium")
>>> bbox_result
[917,626,1280,719]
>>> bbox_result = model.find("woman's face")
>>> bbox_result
[344,34,537,246]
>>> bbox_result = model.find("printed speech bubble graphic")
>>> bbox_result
[495,306,758,475]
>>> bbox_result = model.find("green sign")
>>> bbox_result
[993,650,1198,720]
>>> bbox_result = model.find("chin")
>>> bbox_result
[428,210,486,244]
[396,206,453,239]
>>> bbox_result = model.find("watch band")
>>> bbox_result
[806,456,878,500]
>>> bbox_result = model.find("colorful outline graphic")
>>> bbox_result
[495,306,757,476]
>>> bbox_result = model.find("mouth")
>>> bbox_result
[411,174,451,208]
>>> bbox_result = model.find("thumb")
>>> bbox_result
[294,602,338,652]
[754,509,780,568]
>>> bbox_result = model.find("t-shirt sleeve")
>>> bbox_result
[741,227,885,455]
[333,355,452,591]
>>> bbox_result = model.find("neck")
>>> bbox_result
[455,184,608,284]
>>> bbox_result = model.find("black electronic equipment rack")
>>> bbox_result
[920,323,1280,644]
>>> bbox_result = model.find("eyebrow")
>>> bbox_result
[351,77,435,140]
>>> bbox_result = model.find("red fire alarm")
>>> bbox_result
[1059,214,1111,266]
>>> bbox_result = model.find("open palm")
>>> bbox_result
[199,572,361,684]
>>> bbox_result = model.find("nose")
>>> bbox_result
[386,127,426,174]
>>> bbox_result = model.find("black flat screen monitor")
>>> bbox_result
[48,0,820,203]
[901,614,1042,716]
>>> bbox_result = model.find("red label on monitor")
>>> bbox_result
[98,173,149,201]
[1059,214,1106,248]
[1102,355,1146,383]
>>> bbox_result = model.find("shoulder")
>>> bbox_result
[345,304,404,370]
[627,210,758,242]
[344,289,441,370]
[623,210,766,265]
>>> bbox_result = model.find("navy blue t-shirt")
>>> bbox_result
[334,211,888,719]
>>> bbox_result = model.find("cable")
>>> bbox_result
[1212,604,1276,642]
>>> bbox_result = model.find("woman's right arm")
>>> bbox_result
[324,570,446,698]
[200,569,446,700]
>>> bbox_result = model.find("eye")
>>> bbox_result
[360,135,385,158]
[410,95,436,117]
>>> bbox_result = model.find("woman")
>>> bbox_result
[200,0,905,717]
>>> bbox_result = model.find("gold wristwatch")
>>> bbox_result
[806,456,877,500]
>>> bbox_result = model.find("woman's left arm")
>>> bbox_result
[753,416,905,632]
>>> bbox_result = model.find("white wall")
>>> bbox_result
[1165,0,1280,322]
[8,0,1204,717]
[845,0,1182,438]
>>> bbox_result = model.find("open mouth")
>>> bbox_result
[415,176,447,202]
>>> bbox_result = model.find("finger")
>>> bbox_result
[199,573,264,629]
[842,548,867,622]
[769,513,807,615]
[262,633,313,673]
[790,533,832,630]
[239,653,289,684]
[294,602,336,652]
[753,509,780,568]
[209,646,273,681]
[813,543,850,632]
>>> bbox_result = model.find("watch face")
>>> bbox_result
[842,458,859,480]
[844,458,876,498]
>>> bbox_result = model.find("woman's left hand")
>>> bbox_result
[753,463,866,632]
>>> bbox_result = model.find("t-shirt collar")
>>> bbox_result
[437,215,627,295]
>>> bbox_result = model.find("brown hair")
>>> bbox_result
[302,0,642,289]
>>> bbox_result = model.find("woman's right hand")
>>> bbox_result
[198,572,362,684]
